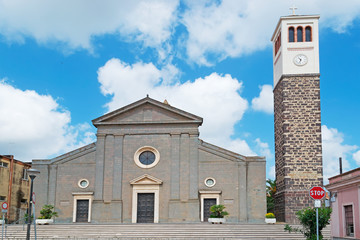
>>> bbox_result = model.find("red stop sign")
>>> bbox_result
[309,186,325,200]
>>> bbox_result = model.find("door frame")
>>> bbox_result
[199,191,221,222]
[130,174,163,224]
[132,186,159,223]
[72,192,93,223]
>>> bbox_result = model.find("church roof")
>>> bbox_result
[92,96,203,127]
[199,139,265,163]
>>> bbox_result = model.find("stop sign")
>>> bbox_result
[309,186,325,200]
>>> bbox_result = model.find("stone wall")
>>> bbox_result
[274,74,323,223]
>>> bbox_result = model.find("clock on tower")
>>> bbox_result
[271,14,323,224]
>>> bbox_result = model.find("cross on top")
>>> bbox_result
[290,4,297,15]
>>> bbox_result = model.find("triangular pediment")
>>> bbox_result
[92,97,203,127]
[130,174,163,185]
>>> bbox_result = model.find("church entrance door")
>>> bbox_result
[203,198,216,222]
[137,193,154,223]
[76,199,89,222]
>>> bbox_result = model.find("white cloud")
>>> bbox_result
[251,85,273,114]
[1,1,360,63]
[322,125,358,183]
[0,80,95,161]
[353,150,360,165]
[97,58,256,155]
[227,139,256,156]
[255,138,273,159]
[182,0,360,65]
[0,0,179,53]
[268,165,275,180]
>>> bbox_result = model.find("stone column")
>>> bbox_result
[113,135,124,200]
[179,133,190,201]
[103,134,115,203]
[94,134,105,200]
[238,162,248,222]
[189,135,199,200]
[170,134,180,200]
[48,165,58,206]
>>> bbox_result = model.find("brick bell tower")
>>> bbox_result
[271,14,323,223]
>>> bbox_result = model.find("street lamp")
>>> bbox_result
[26,168,40,240]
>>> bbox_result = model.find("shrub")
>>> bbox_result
[209,205,229,218]
[284,206,332,240]
[24,213,34,222]
[39,205,58,219]
[266,213,275,218]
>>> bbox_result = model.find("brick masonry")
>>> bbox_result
[273,74,323,223]
[32,97,266,224]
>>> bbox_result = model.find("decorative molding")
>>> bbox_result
[133,147,161,169]
[130,174,163,185]
[72,192,94,195]
[287,47,314,51]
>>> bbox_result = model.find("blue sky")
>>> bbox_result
[0,0,359,182]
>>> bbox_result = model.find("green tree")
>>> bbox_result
[285,206,332,240]
[266,179,276,213]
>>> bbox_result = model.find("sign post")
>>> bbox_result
[309,186,325,240]
[32,192,37,240]
[1,202,8,240]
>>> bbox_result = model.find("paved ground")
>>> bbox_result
[2,223,331,240]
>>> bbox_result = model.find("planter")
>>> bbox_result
[0,219,4,225]
[265,218,276,224]
[208,218,226,224]
[36,219,54,225]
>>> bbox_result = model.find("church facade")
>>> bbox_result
[33,97,266,223]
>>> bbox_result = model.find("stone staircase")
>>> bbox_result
[2,223,331,240]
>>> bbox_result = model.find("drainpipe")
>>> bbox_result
[8,155,14,221]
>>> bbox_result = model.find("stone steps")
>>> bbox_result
[2,223,331,239]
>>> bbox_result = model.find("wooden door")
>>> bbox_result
[203,198,216,222]
[76,200,89,222]
[137,193,154,223]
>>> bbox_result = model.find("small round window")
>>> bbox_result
[78,179,89,189]
[134,146,160,169]
[204,177,216,187]
[139,151,156,165]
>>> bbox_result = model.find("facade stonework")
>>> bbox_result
[274,74,323,223]
[0,155,31,223]
[33,97,266,224]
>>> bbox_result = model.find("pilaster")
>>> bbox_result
[170,134,180,200]
[113,135,124,200]
[48,165,58,206]
[179,133,190,201]
[189,135,199,200]
[94,134,105,200]
[103,134,115,203]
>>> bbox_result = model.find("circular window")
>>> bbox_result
[78,179,89,189]
[204,177,216,187]
[139,151,156,165]
[134,146,160,169]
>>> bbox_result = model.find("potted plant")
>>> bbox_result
[265,212,276,224]
[208,204,229,224]
[36,205,58,225]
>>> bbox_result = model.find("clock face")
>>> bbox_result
[293,54,308,66]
